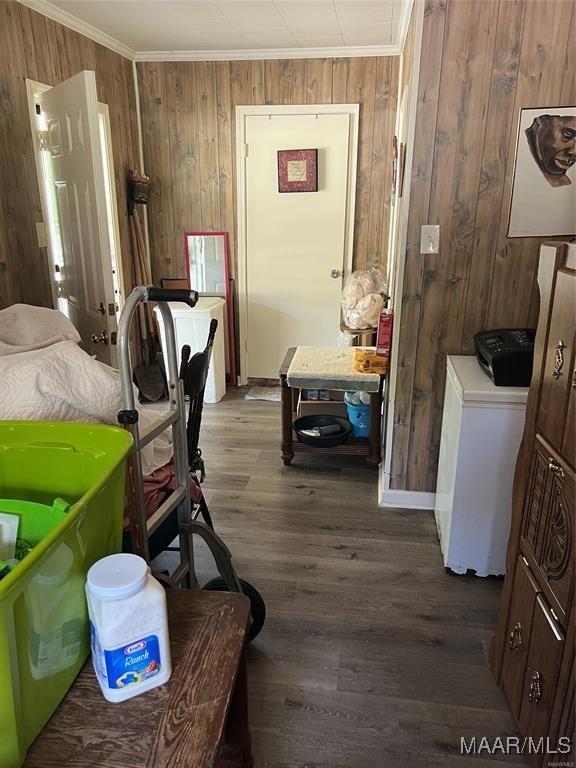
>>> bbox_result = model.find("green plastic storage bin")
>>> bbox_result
[0,422,133,768]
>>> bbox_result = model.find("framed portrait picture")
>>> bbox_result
[277,149,318,193]
[508,106,576,237]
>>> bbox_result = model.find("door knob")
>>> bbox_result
[528,671,542,704]
[91,329,109,345]
[508,622,523,652]
[547,457,565,478]
[330,269,341,279]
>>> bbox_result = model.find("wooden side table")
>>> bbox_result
[24,590,253,768]
[279,347,384,469]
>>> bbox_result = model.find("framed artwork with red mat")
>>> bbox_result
[277,148,318,193]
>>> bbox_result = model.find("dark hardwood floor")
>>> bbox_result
[158,389,521,767]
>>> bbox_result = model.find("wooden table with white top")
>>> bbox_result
[279,346,385,469]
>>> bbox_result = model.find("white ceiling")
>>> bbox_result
[28,0,412,58]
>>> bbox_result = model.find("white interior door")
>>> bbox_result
[39,71,116,364]
[242,111,355,380]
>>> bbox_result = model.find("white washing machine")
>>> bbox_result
[155,297,226,403]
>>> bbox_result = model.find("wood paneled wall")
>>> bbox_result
[137,56,399,284]
[390,0,576,493]
[0,1,139,309]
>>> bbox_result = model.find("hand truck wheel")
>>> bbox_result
[203,577,266,642]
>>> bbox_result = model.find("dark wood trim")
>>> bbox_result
[367,377,384,469]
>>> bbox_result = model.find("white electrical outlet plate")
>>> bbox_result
[420,224,440,254]
[36,221,48,248]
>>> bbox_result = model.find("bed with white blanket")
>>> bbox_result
[0,304,175,512]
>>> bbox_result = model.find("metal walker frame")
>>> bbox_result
[116,285,242,592]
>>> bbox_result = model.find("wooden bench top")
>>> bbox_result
[24,590,250,768]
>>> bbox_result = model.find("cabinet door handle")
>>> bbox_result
[528,671,542,704]
[547,457,565,478]
[508,622,523,652]
[552,340,565,379]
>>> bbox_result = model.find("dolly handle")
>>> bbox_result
[147,287,198,308]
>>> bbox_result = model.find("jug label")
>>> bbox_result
[90,624,161,689]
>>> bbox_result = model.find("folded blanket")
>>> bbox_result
[134,462,202,528]
[0,304,80,356]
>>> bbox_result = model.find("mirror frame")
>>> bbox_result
[184,231,236,387]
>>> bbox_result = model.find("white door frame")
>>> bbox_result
[379,0,427,508]
[97,101,126,312]
[235,103,359,385]
[26,78,58,308]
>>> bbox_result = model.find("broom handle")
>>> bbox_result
[134,212,163,358]
[131,214,153,322]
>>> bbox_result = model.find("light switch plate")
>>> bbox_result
[36,221,48,248]
[420,224,440,254]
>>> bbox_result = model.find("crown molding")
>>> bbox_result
[135,44,401,62]
[18,0,136,60]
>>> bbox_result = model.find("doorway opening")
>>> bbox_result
[235,104,359,384]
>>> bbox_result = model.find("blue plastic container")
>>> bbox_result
[344,393,370,438]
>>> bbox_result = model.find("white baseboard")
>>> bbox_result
[379,488,436,510]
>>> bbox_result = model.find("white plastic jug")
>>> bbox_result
[86,553,172,702]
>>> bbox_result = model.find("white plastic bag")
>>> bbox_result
[342,306,370,330]
[340,268,388,329]
[341,280,364,309]
[356,293,384,327]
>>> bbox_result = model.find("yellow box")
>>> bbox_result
[353,348,388,376]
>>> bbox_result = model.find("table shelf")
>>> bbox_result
[291,433,370,457]
[280,347,383,469]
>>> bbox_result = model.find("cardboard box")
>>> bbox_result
[376,310,393,357]
[297,390,347,418]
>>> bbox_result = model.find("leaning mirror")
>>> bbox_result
[186,232,227,294]
[184,231,236,385]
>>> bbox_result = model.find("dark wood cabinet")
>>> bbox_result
[492,242,575,767]
[521,440,553,562]
[501,556,541,720]
[538,450,574,621]
[538,271,576,453]
[562,333,576,468]
[521,436,574,624]
[517,595,565,763]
